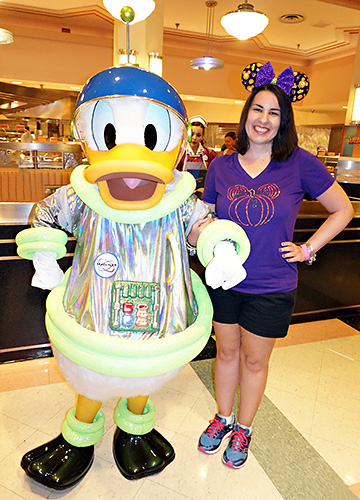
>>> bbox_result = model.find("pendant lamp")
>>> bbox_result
[221,0,269,41]
[103,0,155,24]
[190,1,224,71]
[0,28,13,44]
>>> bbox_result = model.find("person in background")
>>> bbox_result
[20,126,32,143]
[196,82,353,469]
[223,131,237,155]
[178,115,217,192]
[35,120,43,141]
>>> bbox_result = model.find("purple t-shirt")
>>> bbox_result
[202,147,334,294]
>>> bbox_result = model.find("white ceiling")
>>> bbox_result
[1,0,360,60]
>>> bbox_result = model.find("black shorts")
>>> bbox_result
[206,286,297,339]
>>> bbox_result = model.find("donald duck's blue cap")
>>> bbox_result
[75,65,187,122]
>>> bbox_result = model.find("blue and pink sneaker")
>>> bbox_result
[198,414,235,455]
[222,424,252,469]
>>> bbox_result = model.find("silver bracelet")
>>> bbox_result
[305,242,316,266]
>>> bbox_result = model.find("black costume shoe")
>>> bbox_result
[113,427,175,480]
[21,434,94,490]
[146,428,175,461]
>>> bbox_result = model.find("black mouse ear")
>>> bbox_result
[241,62,263,93]
[290,71,310,102]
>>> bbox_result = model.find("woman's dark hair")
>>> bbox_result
[191,121,205,133]
[236,84,298,161]
[225,131,236,140]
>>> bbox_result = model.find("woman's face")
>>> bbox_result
[224,136,236,149]
[245,91,281,148]
[190,125,204,148]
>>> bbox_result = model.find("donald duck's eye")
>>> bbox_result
[144,102,171,152]
[144,124,157,151]
[104,124,116,150]
[91,100,116,150]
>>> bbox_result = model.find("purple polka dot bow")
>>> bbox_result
[255,61,295,95]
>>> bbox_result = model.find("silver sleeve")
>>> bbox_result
[32,185,71,231]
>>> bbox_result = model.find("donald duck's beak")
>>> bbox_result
[84,143,181,211]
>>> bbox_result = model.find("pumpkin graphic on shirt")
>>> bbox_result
[227,183,280,227]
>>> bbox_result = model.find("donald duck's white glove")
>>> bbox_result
[32,251,64,290]
[205,240,247,290]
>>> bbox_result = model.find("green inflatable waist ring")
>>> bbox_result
[46,269,213,378]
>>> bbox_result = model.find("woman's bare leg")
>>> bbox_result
[237,328,275,427]
[213,321,242,417]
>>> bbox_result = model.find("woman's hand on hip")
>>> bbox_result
[279,241,305,262]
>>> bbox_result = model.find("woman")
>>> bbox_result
[178,115,217,191]
[196,83,354,469]
[223,131,237,155]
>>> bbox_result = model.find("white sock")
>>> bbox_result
[238,423,252,433]
[218,413,235,425]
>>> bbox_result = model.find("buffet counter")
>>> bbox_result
[0,198,359,363]
[0,141,83,169]
[0,141,83,202]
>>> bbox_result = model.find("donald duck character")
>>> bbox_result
[16,65,250,489]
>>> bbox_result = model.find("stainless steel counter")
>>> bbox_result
[0,202,35,225]
[0,141,84,169]
[298,199,360,218]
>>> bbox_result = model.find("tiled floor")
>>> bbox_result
[0,318,359,499]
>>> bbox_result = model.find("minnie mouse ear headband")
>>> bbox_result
[189,115,208,128]
[241,61,310,102]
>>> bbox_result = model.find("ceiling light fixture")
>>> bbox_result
[119,48,138,65]
[190,1,224,71]
[221,0,269,41]
[148,52,163,76]
[0,28,13,44]
[103,0,155,24]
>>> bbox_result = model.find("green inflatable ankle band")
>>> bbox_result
[196,219,251,267]
[61,406,105,447]
[114,399,156,435]
[16,227,68,260]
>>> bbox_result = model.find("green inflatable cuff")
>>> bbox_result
[196,219,251,267]
[114,399,156,435]
[17,241,67,260]
[16,227,68,260]
[61,406,105,447]
[45,269,213,377]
